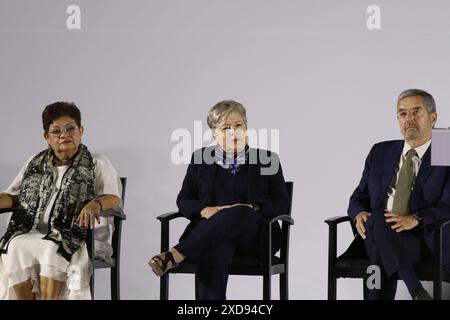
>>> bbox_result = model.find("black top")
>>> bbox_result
[177,146,289,220]
[176,147,290,247]
[214,164,248,206]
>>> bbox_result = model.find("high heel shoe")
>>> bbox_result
[148,251,179,276]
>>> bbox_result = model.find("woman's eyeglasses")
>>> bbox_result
[48,125,79,138]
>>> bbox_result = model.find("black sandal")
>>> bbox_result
[149,251,179,276]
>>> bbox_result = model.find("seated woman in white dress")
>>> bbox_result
[0,101,122,300]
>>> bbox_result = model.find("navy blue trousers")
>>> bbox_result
[175,206,262,300]
[363,210,425,300]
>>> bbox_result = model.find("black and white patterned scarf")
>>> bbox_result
[0,144,95,261]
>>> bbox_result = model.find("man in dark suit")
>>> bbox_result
[348,89,450,300]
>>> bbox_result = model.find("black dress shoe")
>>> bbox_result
[411,286,432,300]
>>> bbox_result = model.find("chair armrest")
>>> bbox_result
[0,208,25,215]
[432,218,450,263]
[435,219,450,230]
[264,214,294,226]
[325,216,354,269]
[0,208,11,214]
[260,215,293,266]
[88,209,125,261]
[261,215,294,233]
[99,208,126,220]
[324,216,351,226]
[433,218,450,298]
[262,214,294,266]
[157,212,184,252]
[157,211,183,222]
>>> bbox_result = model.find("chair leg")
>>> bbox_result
[111,266,120,300]
[263,274,271,300]
[160,274,169,300]
[328,274,336,300]
[434,273,442,300]
[195,273,200,300]
[363,279,369,300]
[90,270,95,300]
[280,272,288,300]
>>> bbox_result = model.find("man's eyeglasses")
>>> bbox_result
[48,125,79,138]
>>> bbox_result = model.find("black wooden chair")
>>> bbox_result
[325,215,450,300]
[156,181,294,300]
[88,177,127,300]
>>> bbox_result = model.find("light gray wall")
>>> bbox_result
[1,0,449,299]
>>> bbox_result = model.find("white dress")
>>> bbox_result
[0,153,122,300]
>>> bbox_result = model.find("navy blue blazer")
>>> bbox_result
[176,146,290,243]
[348,140,450,268]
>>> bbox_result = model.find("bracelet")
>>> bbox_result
[93,199,103,212]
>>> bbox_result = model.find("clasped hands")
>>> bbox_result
[355,210,419,239]
[200,203,253,219]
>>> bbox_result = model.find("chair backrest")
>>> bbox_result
[285,181,293,216]
[278,181,293,263]
[90,177,127,299]
[111,177,126,260]
[119,177,127,206]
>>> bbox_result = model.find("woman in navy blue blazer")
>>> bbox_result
[149,100,289,299]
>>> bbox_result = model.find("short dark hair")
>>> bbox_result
[42,102,81,132]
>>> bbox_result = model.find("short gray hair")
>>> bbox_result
[397,89,436,113]
[207,100,247,129]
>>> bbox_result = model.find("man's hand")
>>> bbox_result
[385,211,419,232]
[355,211,371,239]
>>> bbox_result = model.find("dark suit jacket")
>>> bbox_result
[176,146,290,247]
[348,140,450,268]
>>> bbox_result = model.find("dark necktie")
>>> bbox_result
[392,149,417,215]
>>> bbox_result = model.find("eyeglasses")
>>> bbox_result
[48,125,79,138]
